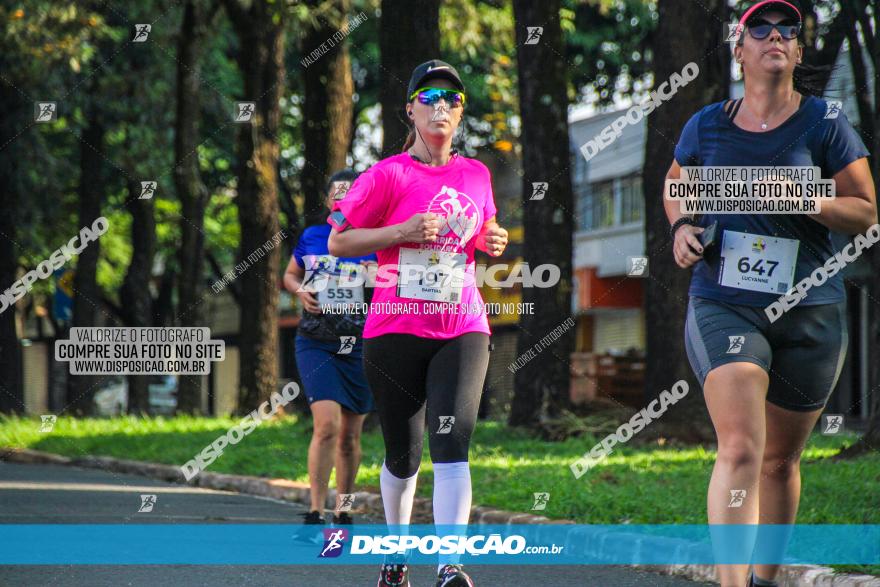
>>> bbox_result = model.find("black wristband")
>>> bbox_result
[669,217,696,240]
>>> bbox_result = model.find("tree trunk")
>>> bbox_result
[225,0,285,412]
[0,83,22,414]
[799,8,849,92]
[379,0,439,156]
[508,0,576,427]
[642,0,729,440]
[120,181,156,415]
[838,3,879,458]
[67,112,105,415]
[175,0,211,414]
[301,0,354,226]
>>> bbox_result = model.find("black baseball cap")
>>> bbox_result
[406,60,466,100]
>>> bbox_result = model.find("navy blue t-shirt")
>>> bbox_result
[293,222,377,341]
[674,95,869,306]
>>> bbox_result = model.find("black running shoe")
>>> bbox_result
[435,564,474,587]
[294,510,325,544]
[332,512,354,525]
[377,556,410,587]
[301,510,326,524]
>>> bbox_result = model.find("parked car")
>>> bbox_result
[92,376,178,416]
[92,377,128,416]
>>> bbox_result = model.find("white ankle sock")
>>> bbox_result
[433,461,472,573]
[379,462,419,527]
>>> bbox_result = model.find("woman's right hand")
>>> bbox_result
[296,290,321,314]
[395,212,441,244]
[673,224,705,269]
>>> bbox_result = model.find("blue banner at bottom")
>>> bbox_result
[1,524,877,565]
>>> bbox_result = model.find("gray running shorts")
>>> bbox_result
[684,296,848,412]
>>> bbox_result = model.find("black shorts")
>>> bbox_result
[684,296,848,412]
[363,332,490,478]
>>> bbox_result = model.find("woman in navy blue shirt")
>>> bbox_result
[283,169,377,527]
[664,2,876,586]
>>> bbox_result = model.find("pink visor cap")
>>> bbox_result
[739,0,802,26]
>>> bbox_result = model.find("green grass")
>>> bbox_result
[2,413,877,527]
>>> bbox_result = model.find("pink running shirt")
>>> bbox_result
[328,153,497,340]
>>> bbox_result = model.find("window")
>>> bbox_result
[620,175,643,224]
[591,180,615,229]
[575,174,644,231]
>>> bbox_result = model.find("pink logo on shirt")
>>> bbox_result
[429,185,481,249]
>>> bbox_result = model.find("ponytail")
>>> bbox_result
[402,128,416,152]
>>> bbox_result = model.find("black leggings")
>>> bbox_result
[363,332,490,478]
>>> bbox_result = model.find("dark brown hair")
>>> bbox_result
[402,127,416,152]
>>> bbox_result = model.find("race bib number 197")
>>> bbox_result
[396,248,467,303]
[718,230,799,295]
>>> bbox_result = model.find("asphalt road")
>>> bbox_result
[0,462,713,587]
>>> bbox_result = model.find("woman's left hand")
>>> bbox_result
[483,223,508,257]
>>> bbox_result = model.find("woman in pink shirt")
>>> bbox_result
[328,60,508,587]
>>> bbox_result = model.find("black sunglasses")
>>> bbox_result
[747,19,801,40]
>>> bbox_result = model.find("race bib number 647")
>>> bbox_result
[718,230,799,295]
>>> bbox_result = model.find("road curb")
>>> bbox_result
[3,447,878,586]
